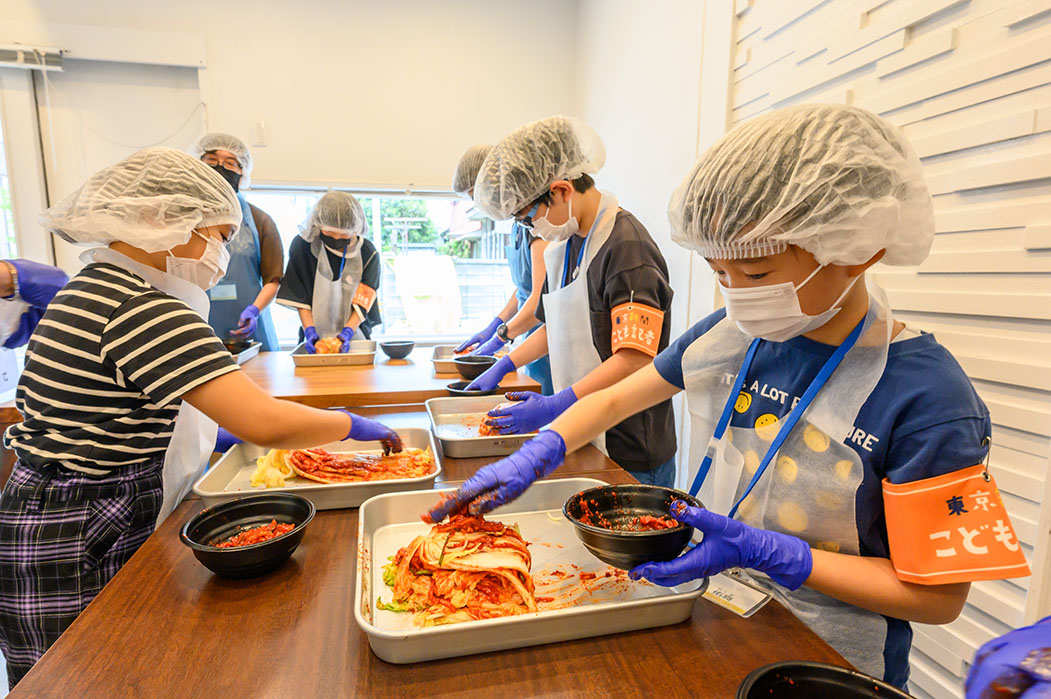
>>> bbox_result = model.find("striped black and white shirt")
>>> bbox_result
[4,262,239,476]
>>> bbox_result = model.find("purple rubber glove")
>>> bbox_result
[455,316,502,354]
[338,409,403,455]
[425,430,566,521]
[230,304,259,338]
[472,335,507,357]
[3,306,44,349]
[485,388,577,435]
[214,427,243,453]
[304,325,319,354]
[630,501,813,590]
[465,354,516,392]
[8,259,69,308]
[966,616,1051,699]
[337,326,356,353]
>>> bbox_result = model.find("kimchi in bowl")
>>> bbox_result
[563,484,700,571]
[180,493,315,578]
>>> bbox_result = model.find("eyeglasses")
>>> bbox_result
[514,203,540,231]
[201,152,242,173]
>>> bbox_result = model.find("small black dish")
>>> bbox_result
[737,661,913,698]
[453,355,497,380]
[379,340,415,360]
[180,493,315,579]
[222,338,252,355]
[563,484,700,571]
[446,380,503,397]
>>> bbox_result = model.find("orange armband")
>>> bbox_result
[882,464,1030,585]
[610,302,664,357]
[352,283,377,312]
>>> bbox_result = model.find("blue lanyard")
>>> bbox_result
[688,318,866,519]
[337,246,348,277]
[560,236,590,289]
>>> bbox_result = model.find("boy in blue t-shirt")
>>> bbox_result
[426,105,1030,689]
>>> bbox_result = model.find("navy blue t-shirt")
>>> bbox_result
[654,308,990,686]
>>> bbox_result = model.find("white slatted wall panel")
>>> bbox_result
[728,1,1051,697]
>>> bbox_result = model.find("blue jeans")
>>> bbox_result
[627,457,676,488]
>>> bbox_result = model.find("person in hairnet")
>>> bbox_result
[0,260,68,348]
[462,116,676,485]
[193,133,283,351]
[451,144,553,394]
[276,191,381,353]
[0,148,401,688]
[428,105,1031,690]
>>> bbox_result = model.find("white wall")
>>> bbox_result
[724,1,1051,697]
[0,0,579,190]
[573,0,711,484]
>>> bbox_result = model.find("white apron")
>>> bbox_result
[541,192,619,455]
[81,248,218,526]
[682,284,895,681]
[310,237,364,339]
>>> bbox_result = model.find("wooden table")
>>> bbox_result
[11,429,847,697]
[239,348,539,408]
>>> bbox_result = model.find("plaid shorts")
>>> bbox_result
[0,459,162,689]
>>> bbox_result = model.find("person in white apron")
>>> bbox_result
[276,191,381,352]
[194,133,283,351]
[0,148,402,688]
[427,106,1030,690]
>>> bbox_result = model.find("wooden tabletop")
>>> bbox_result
[11,417,847,697]
[239,348,540,408]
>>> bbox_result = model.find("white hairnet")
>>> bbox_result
[669,104,934,266]
[452,144,492,197]
[193,132,254,188]
[299,191,366,242]
[474,115,606,220]
[40,147,242,254]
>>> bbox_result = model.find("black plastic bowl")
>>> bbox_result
[445,380,502,397]
[737,662,913,698]
[379,340,415,359]
[180,493,315,578]
[453,355,497,380]
[563,484,700,571]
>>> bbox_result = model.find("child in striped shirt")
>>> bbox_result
[0,148,400,688]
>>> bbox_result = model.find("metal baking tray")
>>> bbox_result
[355,478,706,664]
[231,341,261,365]
[290,339,376,367]
[431,344,460,374]
[425,395,538,458]
[192,427,440,510]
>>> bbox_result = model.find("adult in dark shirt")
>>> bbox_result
[277,191,381,351]
[194,133,284,350]
[463,116,676,484]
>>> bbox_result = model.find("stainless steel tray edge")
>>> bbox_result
[192,427,440,510]
[424,395,536,458]
[354,479,705,664]
[231,341,262,365]
[290,340,377,367]
[430,345,459,374]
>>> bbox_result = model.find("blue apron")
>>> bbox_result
[506,222,553,395]
[207,195,280,351]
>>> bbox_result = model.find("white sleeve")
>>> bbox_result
[0,298,28,345]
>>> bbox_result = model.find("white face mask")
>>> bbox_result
[722,264,859,342]
[166,230,230,291]
[532,197,579,242]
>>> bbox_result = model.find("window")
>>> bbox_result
[243,189,517,347]
[0,106,18,258]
